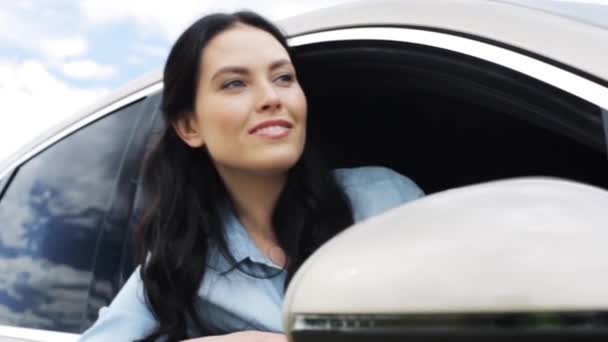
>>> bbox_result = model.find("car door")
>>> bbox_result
[279,2,608,340]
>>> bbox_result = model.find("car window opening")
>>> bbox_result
[293,40,608,194]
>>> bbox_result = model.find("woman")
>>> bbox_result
[80,11,423,342]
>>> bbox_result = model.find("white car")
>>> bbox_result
[0,0,607,341]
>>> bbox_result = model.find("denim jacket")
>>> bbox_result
[79,166,424,341]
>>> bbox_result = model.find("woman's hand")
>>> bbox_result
[182,330,287,342]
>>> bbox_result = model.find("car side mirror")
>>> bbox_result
[283,178,608,341]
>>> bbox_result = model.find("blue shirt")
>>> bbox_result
[79,166,423,341]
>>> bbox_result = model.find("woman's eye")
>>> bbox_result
[275,74,294,85]
[222,79,245,89]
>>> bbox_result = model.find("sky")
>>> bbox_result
[1,0,606,163]
[0,0,355,163]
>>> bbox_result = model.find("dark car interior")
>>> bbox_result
[293,40,608,194]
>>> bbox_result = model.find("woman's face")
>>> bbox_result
[177,23,307,176]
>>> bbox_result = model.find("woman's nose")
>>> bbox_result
[256,82,282,113]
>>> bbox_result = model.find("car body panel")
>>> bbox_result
[289,27,608,110]
[279,0,608,83]
[0,325,78,342]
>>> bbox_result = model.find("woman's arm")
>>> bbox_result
[78,266,158,341]
[80,268,286,341]
[334,166,424,223]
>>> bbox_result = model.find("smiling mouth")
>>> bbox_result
[250,120,293,138]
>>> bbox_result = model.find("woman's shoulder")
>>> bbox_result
[333,166,423,198]
[332,166,424,222]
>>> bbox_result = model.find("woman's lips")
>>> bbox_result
[252,125,291,139]
[250,119,293,139]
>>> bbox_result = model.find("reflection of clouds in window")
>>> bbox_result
[0,153,111,252]
[44,130,123,215]
[0,256,89,330]
[0,102,143,331]
[0,304,52,328]
[0,178,105,265]
[17,121,124,217]
[0,195,31,249]
[0,104,139,258]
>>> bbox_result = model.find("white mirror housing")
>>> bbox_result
[283,178,608,341]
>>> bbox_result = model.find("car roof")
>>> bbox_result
[499,0,608,30]
[2,0,607,177]
[279,0,608,82]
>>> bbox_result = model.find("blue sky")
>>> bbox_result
[0,0,354,161]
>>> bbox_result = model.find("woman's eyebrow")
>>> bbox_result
[211,66,248,81]
[269,59,292,71]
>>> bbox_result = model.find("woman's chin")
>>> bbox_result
[213,144,305,176]
[243,151,302,175]
[254,158,300,174]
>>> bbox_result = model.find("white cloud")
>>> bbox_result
[133,43,168,58]
[80,0,206,41]
[126,43,168,67]
[0,59,109,162]
[79,0,356,41]
[0,7,34,48]
[0,2,82,52]
[60,59,118,79]
[126,55,146,65]
[15,0,34,10]
[40,36,89,60]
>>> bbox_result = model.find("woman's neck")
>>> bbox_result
[216,165,287,240]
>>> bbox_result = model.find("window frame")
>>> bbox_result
[289,27,608,109]
[0,168,14,201]
[288,26,608,155]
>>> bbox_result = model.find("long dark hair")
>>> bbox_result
[137,11,353,341]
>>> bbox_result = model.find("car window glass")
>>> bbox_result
[0,101,142,333]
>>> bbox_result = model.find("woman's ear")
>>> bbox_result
[172,114,205,148]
